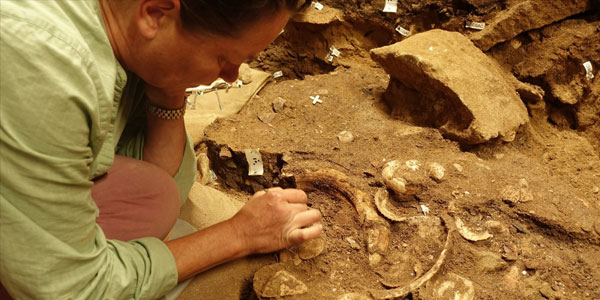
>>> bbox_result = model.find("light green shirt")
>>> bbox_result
[0,1,196,299]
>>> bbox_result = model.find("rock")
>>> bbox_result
[501,185,534,204]
[337,131,354,143]
[346,237,361,250]
[279,249,302,266]
[452,163,464,173]
[503,265,521,290]
[258,112,280,124]
[219,147,232,159]
[298,237,325,260]
[238,64,254,84]
[475,251,507,273]
[485,220,508,235]
[317,88,330,95]
[196,153,212,185]
[428,162,446,182]
[260,270,308,298]
[370,30,529,145]
[501,245,518,262]
[539,282,559,299]
[272,97,287,113]
[469,0,590,51]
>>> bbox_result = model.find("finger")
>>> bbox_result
[276,188,308,204]
[287,223,323,245]
[289,208,322,228]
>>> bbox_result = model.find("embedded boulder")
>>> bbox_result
[370,29,529,145]
[469,0,591,51]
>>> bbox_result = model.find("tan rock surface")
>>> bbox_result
[469,0,590,51]
[371,29,529,145]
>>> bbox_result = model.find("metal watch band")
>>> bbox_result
[147,103,187,120]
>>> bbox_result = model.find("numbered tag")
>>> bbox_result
[395,25,411,37]
[465,21,486,30]
[273,71,284,79]
[244,149,264,176]
[583,61,594,80]
[382,0,398,13]
[312,1,324,10]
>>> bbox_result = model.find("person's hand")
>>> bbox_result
[230,187,323,254]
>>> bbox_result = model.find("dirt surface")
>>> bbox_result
[192,1,600,299]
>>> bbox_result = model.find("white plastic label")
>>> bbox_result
[465,21,486,30]
[244,149,264,176]
[583,61,594,80]
[329,46,341,57]
[382,0,398,13]
[310,95,323,105]
[312,1,324,10]
[395,25,411,37]
[273,71,283,79]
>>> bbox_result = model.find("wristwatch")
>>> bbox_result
[147,103,187,120]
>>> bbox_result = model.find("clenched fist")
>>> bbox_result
[231,187,323,254]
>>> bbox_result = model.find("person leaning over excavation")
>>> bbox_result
[0,0,322,298]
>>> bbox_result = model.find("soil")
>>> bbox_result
[193,1,600,299]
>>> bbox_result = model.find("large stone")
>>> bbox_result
[370,30,529,145]
[469,0,590,51]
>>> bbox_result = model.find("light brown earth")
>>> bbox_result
[179,1,600,299]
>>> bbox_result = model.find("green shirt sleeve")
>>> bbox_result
[0,11,178,300]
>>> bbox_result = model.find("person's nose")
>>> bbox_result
[219,63,240,83]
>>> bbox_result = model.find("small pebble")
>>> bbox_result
[453,163,464,172]
[272,97,287,113]
[519,178,529,188]
[428,162,446,182]
[345,237,361,250]
[219,148,232,159]
[337,131,354,143]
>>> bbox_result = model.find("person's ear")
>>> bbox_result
[136,0,181,40]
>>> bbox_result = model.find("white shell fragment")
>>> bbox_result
[381,161,407,194]
[369,216,451,300]
[465,21,486,30]
[312,1,324,10]
[382,0,398,13]
[583,61,594,80]
[244,149,264,176]
[455,217,492,241]
[395,25,411,37]
[428,163,446,182]
[375,188,409,222]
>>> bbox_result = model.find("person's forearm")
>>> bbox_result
[165,219,248,281]
[143,110,187,176]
